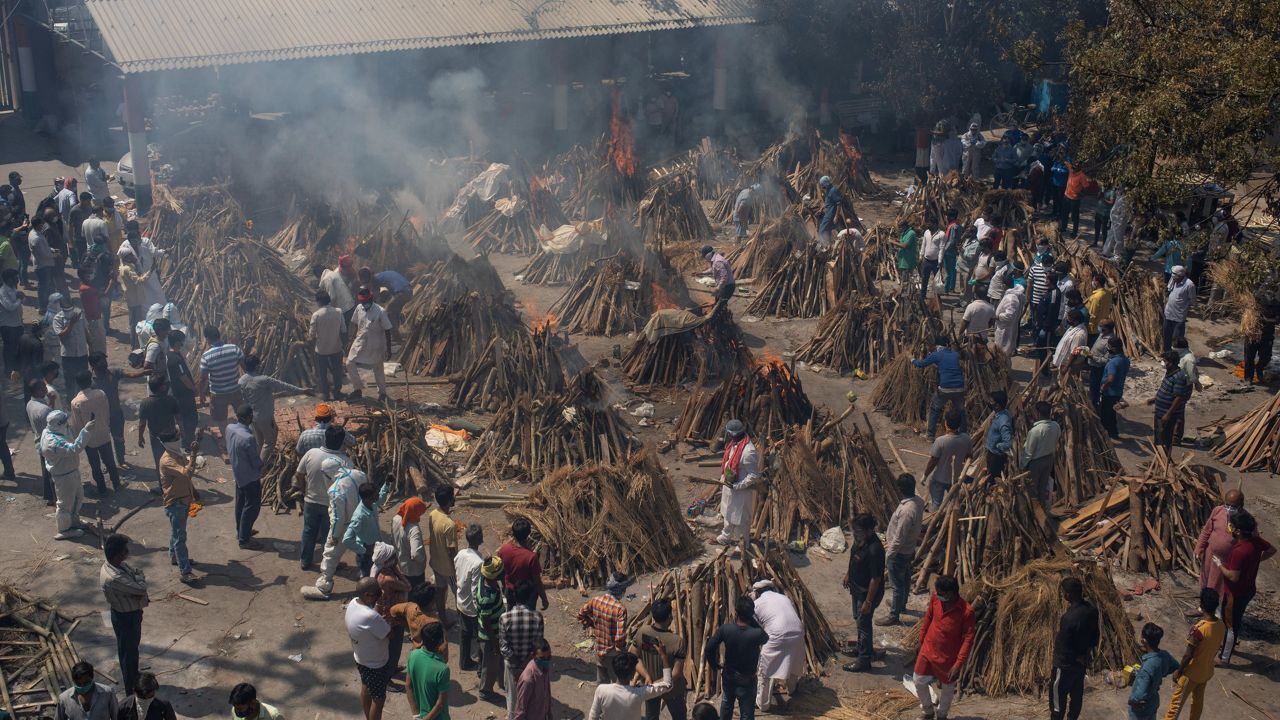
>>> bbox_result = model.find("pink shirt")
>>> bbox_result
[1196,505,1235,593]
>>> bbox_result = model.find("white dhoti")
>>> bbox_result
[756,630,805,708]
[717,485,753,546]
[52,470,83,534]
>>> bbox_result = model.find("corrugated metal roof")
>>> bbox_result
[84,0,757,73]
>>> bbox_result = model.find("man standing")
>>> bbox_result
[918,222,945,304]
[924,413,970,510]
[101,533,149,695]
[628,599,687,720]
[704,595,767,720]
[407,622,451,720]
[89,353,127,467]
[1087,321,1117,408]
[1099,337,1130,440]
[1165,589,1225,720]
[29,216,56,310]
[238,354,310,464]
[52,293,89,402]
[1021,401,1061,512]
[1217,509,1275,665]
[715,419,761,550]
[985,252,1013,305]
[42,410,93,540]
[158,432,200,585]
[843,513,885,672]
[68,192,95,267]
[960,123,985,178]
[310,290,347,400]
[477,556,506,701]
[1163,266,1196,352]
[1242,295,1278,385]
[941,209,963,294]
[912,575,976,720]
[0,269,24,375]
[56,661,118,720]
[498,518,550,611]
[879,474,924,626]
[993,283,1025,361]
[27,378,55,504]
[295,426,353,570]
[164,331,200,447]
[137,374,179,483]
[76,266,106,355]
[513,639,554,720]
[960,288,995,340]
[319,255,358,320]
[1052,308,1089,380]
[893,220,919,295]
[346,287,392,402]
[347,577,392,720]
[1195,489,1245,596]
[912,336,964,441]
[1084,273,1113,345]
[1154,350,1192,451]
[588,651,673,720]
[752,580,805,713]
[427,485,460,620]
[226,405,264,549]
[1047,576,1100,720]
[196,325,245,449]
[501,581,546,720]
[1032,265,1064,372]
[358,267,414,341]
[578,572,631,684]
[700,245,735,303]
[70,370,119,494]
[817,176,844,244]
[455,524,486,670]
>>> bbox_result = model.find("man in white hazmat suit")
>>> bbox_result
[302,460,367,599]
[993,283,1026,362]
[42,409,94,539]
[715,418,762,550]
[753,579,806,712]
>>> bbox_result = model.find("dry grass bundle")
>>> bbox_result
[1213,390,1280,472]
[0,585,83,718]
[1206,255,1257,327]
[164,233,316,385]
[550,251,691,336]
[786,689,918,720]
[673,357,814,442]
[467,369,636,483]
[628,546,836,700]
[745,236,874,318]
[451,324,566,411]
[753,409,899,542]
[621,304,753,388]
[947,559,1138,695]
[726,215,806,282]
[912,475,1062,592]
[398,292,524,376]
[504,450,698,588]
[1115,267,1166,358]
[637,173,714,249]
[1062,449,1224,575]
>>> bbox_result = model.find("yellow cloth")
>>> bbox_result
[1182,617,1225,683]
[1084,288,1113,334]
[1163,675,1206,720]
[426,509,459,577]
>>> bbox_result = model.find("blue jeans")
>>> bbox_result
[887,552,912,620]
[718,671,756,720]
[165,502,192,573]
[852,587,883,662]
[943,251,958,292]
[928,388,964,438]
[300,501,330,566]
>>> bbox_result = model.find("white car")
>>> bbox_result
[116,151,135,196]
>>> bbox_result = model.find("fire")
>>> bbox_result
[408,215,424,232]
[608,87,636,177]
[533,313,558,333]
[839,129,865,177]
[754,351,795,381]
[650,282,678,310]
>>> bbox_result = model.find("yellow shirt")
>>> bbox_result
[1183,617,1225,683]
[426,509,458,577]
[1084,288,1113,334]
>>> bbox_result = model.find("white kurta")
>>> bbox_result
[120,237,167,309]
[320,268,356,312]
[719,439,761,528]
[347,303,392,365]
[754,590,805,680]
[993,285,1025,358]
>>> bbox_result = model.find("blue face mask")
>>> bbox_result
[535,658,551,671]
[75,682,95,695]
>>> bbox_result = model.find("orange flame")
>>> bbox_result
[839,130,864,177]
[609,87,636,177]
[533,313,558,333]
[650,282,678,310]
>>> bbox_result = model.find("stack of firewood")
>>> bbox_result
[566,134,646,219]
[1061,449,1224,575]
[451,323,566,411]
[745,235,874,318]
[1115,267,1166,358]
[551,251,690,336]
[795,295,935,375]
[467,369,636,483]
[726,216,806,283]
[145,183,246,251]
[674,358,814,442]
[627,546,835,701]
[870,338,1007,431]
[621,304,753,388]
[413,253,508,310]
[399,292,524,376]
[517,220,609,286]
[504,450,699,589]
[0,585,84,719]
[1212,391,1280,472]
[637,173,713,249]
[897,174,984,232]
[464,196,541,255]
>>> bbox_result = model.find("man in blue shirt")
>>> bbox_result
[818,176,842,244]
[984,390,1013,482]
[226,404,264,549]
[1128,623,1178,720]
[1099,337,1129,439]
[912,336,964,440]
[358,267,413,342]
[1154,350,1191,450]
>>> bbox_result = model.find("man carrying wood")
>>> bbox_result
[912,336,964,441]
[715,419,761,551]
[752,579,805,713]
[1020,400,1061,512]
[911,574,975,720]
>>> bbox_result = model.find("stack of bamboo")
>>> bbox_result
[1212,391,1280,472]
[413,253,508,309]
[451,324,566,411]
[795,296,912,375]
[911,475,1062,592]
[467,369,636,483]
[163,231,316,385]
[942,559,1138,695]
[674,359,814,442]
[399,292,524,377]
[1115,268,1166,358]
[688,138,740,200]
[726,216,804,282]
[621,304,754,388]
[746,236,873,318]
[144,183,246,251]
[627,546,836,700]
[869,339,1007,431]
[465,196,541,256]
[551,252,690,336]
[637,173,714,249]
[752,409,899,542]
[0,585,83,719]
[504,450,698,588]
[897,174,984,231]
[1061,449,1224,575]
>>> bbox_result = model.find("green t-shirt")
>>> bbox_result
[897,229,919,270]
[407,648,450,720]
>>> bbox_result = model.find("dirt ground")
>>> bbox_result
[1,148,1278,720]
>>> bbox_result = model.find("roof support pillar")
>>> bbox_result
[122,74,150,214]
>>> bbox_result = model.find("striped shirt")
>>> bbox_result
[295,421,357,454]
[1027,264,1049,306]
[1155,369,1192,418]
[199,342,245,395]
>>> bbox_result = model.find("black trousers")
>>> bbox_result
[1049,664,1085,720]
[235,481,262,543]
[111,609,143,694]
[986,449,1008,482]
[1243,325,1275,382]
[1099,395,1121,438]
[85,442,121,492]
[0,325,20,374]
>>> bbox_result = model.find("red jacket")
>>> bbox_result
[914,593,977,683]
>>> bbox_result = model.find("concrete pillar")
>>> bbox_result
[552,45,568,132]
[712,33,727,112]
[122,75,151,213]
[819,86,831,126]
[13,16,39,120]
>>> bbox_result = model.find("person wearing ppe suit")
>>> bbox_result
[960,123,986,178]
[41,409,94,539]
[716,419,762,551]
[303,461,368,599]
